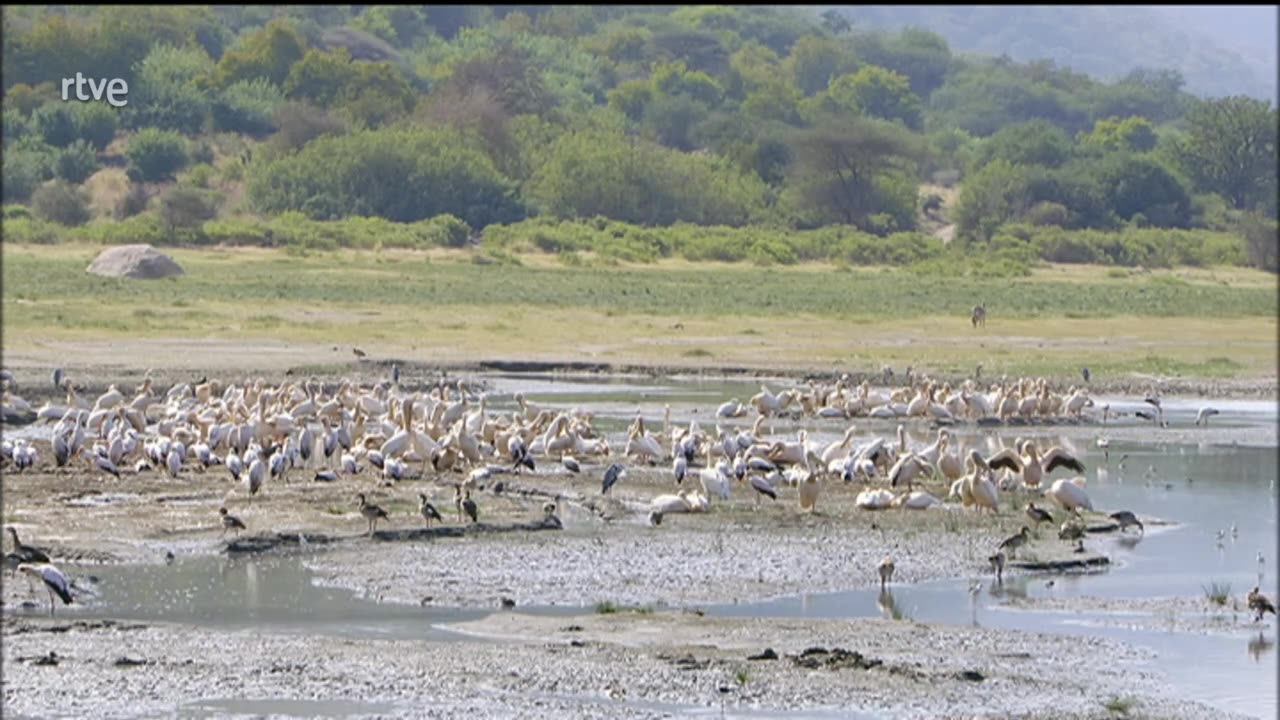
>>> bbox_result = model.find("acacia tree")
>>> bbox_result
[1174,96,1278,212]
[784,116,925,230]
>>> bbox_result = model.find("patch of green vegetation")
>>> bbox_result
[682,348,713,358]
[1202,581,1232,606]
[4,247,1272,325]
[593,600,653,615]
[1103,695,1137,717]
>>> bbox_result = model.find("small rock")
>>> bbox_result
[748,648,778,661]
[500,597,516,609]
[563,625,584,632]
[569,640,585,648]
[31,652,59,666]
[114,657,148,667]
[958,670,985,682]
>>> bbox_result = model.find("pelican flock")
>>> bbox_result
[0,367,1237,618]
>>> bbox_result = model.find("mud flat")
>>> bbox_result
[1,608,1247,720]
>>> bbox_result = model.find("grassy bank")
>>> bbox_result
[3,243,1275,380]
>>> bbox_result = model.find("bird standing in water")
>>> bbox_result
[988,551,1005,582]
[1248,587,1275,622]
[17,563,73,617]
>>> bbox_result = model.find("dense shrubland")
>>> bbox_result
[2,6,1275,270]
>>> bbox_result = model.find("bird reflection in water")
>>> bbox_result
[988,576,1031,601]
[1247,632,1274,662]
[1115,534,1143,551]
[877,588,905,621]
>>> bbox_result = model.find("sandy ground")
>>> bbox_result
[0,610,1249,720]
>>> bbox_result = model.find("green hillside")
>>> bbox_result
[2,5,1276,271]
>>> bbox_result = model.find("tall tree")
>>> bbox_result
[1175,96,1278,212]
[784,116,925,230]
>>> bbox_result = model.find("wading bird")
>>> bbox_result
[418,494,443,528]
[6,528,50,565]
[998,526,1031,559]
[219,507,246,537]
[988,551,1005,582]
[601,463,626,495]
[1195,407,1220,426]
[18,563,73,617]
[356,493,388,535]
[462,491,478,524]
[878,556,895,589]
[1248,587,1276,622]
[1109,510,1144,534]
[1025,502,1054,526]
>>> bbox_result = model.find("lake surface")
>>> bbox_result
[8,374,1277,718]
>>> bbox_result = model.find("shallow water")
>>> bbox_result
[7,375,1277,718]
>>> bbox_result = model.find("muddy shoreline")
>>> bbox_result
[2,356,1276,405]
[1,609,1250,720]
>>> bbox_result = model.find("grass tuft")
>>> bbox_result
[1202,581,1232,606]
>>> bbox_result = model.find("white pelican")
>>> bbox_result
[798,472,820,513]
[1046,478,1093,513]
[967,471,999,514]
[717,398,747,418]
[856,488,895,510]
[892,490,940,510]
[652,491,693,515]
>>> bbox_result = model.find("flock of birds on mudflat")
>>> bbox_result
[0,366,1269,622]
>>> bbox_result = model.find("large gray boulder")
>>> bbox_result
[86,245,184,279]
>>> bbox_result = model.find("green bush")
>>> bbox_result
[2,142,55,203]
[68,215,168,245]
[3,216,60,244]
[183,163,216,189]
[73,103,120,150]
[54,140,100,184]
[32,104,79,148]
[212,78,283,136]
[30,181,91,226]
[127,128,190,181]
[249,126,523,228]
